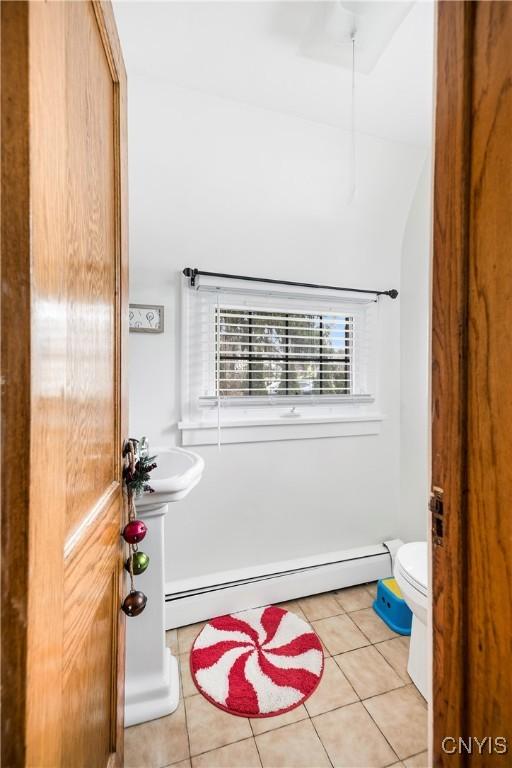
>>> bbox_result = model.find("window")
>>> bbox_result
[216,308,354,398]
[180,273,382,445]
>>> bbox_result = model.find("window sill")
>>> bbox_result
[178,413,384,446]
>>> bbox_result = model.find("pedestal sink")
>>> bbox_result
[125,446,204,727]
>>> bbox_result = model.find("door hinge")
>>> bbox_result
[430,486,444,546]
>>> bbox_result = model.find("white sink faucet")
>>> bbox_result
[139,435,149,459]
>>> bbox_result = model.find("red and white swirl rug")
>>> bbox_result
[190,606,324,718]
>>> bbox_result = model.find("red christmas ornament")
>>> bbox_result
[122,519,147,544]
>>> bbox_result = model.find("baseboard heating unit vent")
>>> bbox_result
[165,539,402,630]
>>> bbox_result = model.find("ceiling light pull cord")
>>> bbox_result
[348,32,356,203]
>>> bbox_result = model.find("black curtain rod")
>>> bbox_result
[183,268,398,299]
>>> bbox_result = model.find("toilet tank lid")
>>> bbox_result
[396,542,428,591]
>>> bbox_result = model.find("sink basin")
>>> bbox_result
[135,447,204,509]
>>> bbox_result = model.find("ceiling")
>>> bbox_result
[114,0,435,147]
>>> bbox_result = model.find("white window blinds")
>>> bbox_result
[182,274,377,418]
[215,307,355,397]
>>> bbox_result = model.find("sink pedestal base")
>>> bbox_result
[125,501,180,727]
[125,648,179,727]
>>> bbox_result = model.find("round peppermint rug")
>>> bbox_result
[190,605,324,718]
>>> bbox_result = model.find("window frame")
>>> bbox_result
[179,274,383,445]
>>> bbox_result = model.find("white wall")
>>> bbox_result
[126,72,428,584]
[399,160,432,543]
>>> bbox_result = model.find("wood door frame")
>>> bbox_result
[432,1,473,762]
[1,4,32,760]
[433,1,512,763]
[0,3,128,765]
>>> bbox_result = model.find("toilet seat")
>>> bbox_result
[395,542,427,597]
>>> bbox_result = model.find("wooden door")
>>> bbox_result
[1,3,128,766]
[432,1,512,763]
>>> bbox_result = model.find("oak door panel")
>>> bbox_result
[1,2,128,766]
[65,0,117,540]
[63,489,120,681]
[62,575,117,768]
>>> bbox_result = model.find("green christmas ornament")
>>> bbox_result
[125,550,150,575]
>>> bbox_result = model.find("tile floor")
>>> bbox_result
[125,583,428,768]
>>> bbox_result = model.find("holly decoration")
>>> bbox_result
[121,439,157,617]
[123,448,158,497]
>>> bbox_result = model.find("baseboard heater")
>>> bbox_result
[165,539,402,630]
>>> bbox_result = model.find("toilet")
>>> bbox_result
[394,541,428,700]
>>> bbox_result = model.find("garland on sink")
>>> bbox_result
[121,439,158,617]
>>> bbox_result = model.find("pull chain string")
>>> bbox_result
[128,538,135,592]
[348,32,356,204]
[128,489,136,521]
[128,486,136,592]
[124,440,137,592]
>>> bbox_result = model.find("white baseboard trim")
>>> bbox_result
[165,539,402,629]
